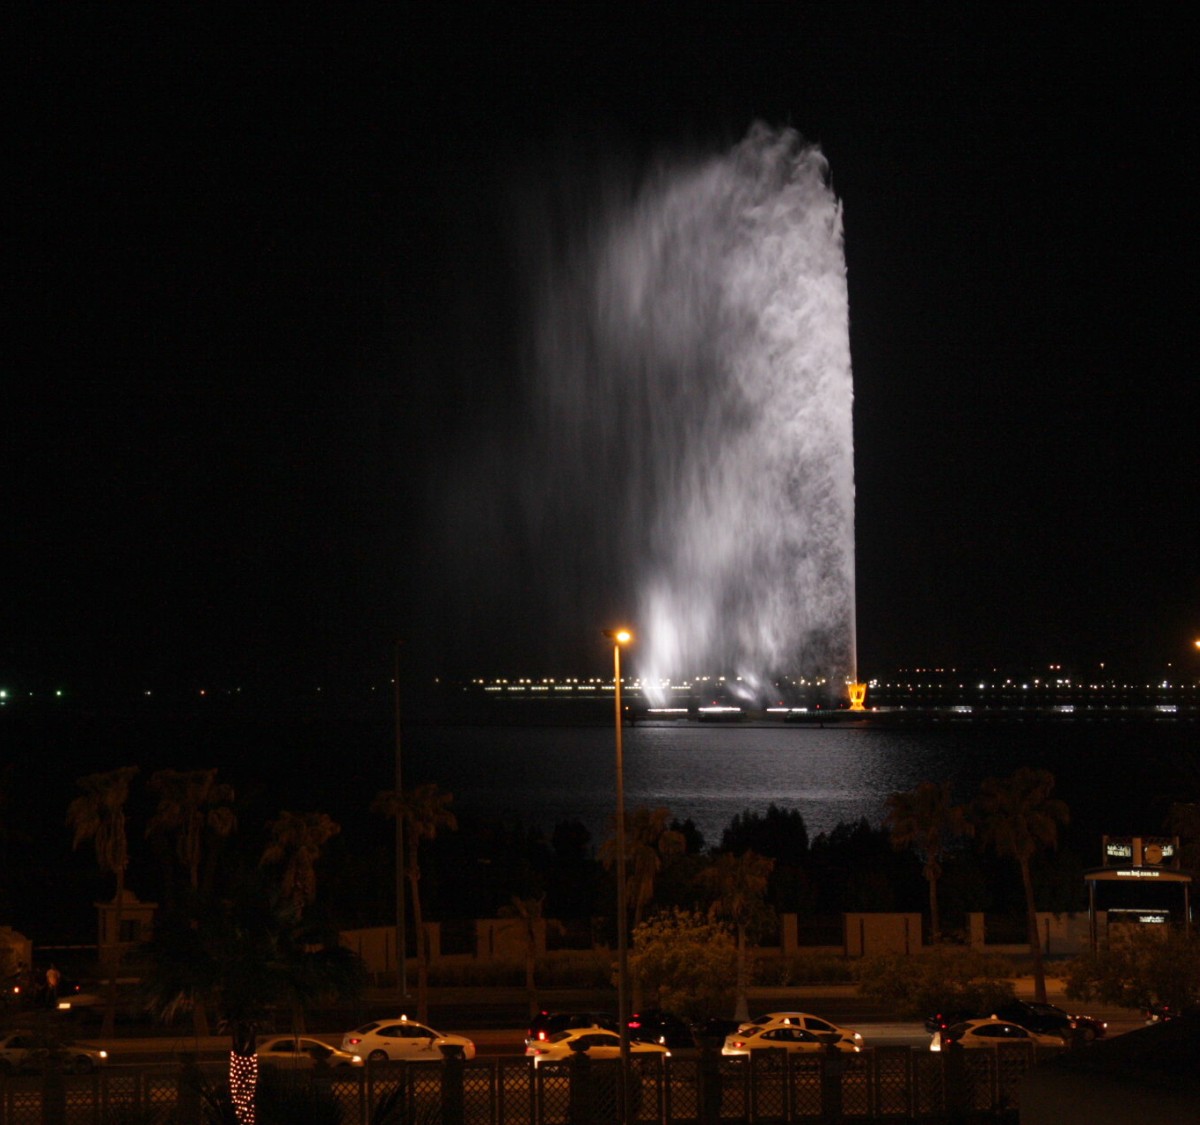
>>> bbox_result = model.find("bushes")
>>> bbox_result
[425,950,614,989]
[1065,928,1200,1012]
[855,946,1016,1018]
[754,952,856,986]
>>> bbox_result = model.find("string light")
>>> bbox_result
[229,1051,258,1125]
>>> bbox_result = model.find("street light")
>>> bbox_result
[603,627,633,1121]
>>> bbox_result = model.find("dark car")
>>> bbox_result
[525,1011,617,1048]
[626,1009,698,1049]
[924,1008,977,1035]
[926,1000,1105,1042]
[694,1017,742,1045]
[993,1001,1106,1042]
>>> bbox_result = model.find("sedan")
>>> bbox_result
[723,1024,860,1057]
[0,1031,108,1074]
[525,1010,617,1048]
[626,1009,697,1049]
[526,1028,670,1068]
[341,1018,475,1062]
[740,1011,864,1048]
[257,1036,364,1069]
[994,1000,1106,1042]
[930,1018,1066,1052]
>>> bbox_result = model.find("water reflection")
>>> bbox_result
[404,721,1175,849]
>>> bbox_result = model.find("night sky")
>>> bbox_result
[6,6,1196,699]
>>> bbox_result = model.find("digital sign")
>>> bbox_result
[1101,836,1179,869]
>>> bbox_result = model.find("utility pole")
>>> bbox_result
[394,641,408,999]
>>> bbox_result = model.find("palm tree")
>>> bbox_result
[145,767,237,897]
[66,765,138,1037]
[371,782,457,1021]
[884,780,971,941]
[498,894,560,1018]
[697,850,775,1021]
[973,767,1069,1003]
[141,872,365,1125]
[601,806,686,930]
[260,811,340,919]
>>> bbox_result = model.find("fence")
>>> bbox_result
[0,1044,1044,1124]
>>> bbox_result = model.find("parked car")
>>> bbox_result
[929,1017,1066,1052]
[525,1010,617,1047]
[694,1017,742,1044]
[525,1027,670,1068]
[257,1035,363,1069]
[739,1011,864,1048]
[0,1031,108,1074]
[626,1009,697,1049]
[341,1018,475,1062]
[925,1001,1105,1042]
[723,1024,860,1057]
[1143,1000,1200,1024]
[994,1000,1106,1042]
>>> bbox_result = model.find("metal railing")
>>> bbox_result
[0,1043,1045,1124]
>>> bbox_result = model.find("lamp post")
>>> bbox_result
[604,627,633,1121]
[394,641,408,1000]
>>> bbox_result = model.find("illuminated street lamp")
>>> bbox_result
[603,627,633,1119]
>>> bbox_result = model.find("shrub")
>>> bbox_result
[855,946,1016,1018]
[754,952,855,986]
[1065,928,1200,1012]
[630,909,737,1021]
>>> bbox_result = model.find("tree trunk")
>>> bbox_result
[1019,858,1047,1002]
[228,1025,258,1125]
[733,923,749,1022]
[927,873,941,943]
[525,942,538,1019]
[101,871,124,1037]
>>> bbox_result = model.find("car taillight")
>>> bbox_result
[347,1038,361,1046]
[731,1040,745,1049]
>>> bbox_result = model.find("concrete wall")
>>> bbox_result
[844,913,923,957]
[967,911,1095,955]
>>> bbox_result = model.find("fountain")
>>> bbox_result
[524,124,856,704]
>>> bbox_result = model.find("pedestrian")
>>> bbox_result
[45,963,61,1002]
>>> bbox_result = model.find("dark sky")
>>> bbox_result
[5,6,1196,697]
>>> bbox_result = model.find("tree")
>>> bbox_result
[145,767,238,899]
[498,894,561,1018]
[260,811,340,919]
[885,780,971,941]
[141,872,365,1125]
[719,803,809,859]
[1065,926,1200,1014]
[371,781,457,1021]
[628,909,737,1022]
[718,803,813,913]
[697,850,775,1020]
[66,765,138,1037]
[973,767,1069,1003]
[601,806,686,930]
[856,945,1016,1018]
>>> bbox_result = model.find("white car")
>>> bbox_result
[739,1011,864,1048]
[0,1031,108,1074]
[526,1027,670,1068]
[257,1035,363,1068]
[930,1017,1066,1052]
[723,1024,860,1057]
[341,1017,475,1062]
